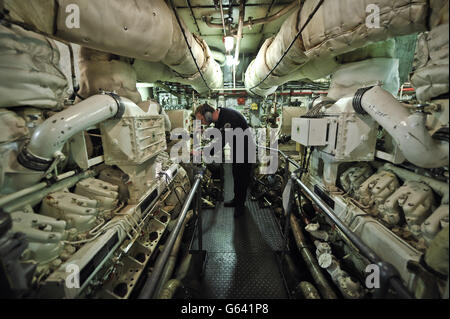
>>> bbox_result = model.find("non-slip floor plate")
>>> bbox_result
[194,164,288,299]
[199,252,288,299]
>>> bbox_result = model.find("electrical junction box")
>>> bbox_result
[291,118,328,146]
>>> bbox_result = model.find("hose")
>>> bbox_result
[290,214,338,299]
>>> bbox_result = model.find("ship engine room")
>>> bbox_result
[0,0,449,303]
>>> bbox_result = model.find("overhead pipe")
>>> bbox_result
[204,1,299,32]
[233,0,245,88]
[356,86,449,168]
[244,0,428,96]
[17,93,128,173]
[3,0,223,94]
[219,0,227,37]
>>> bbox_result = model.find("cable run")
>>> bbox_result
[249,0,325,96]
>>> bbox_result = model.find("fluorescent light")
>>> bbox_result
[136,82,155,88]
[224,36,234,52]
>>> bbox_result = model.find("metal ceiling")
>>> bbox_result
[173,0,297,55]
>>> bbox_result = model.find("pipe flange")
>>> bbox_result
[17,147,52,172]
[353,86,375,115]
[103,92,126,119]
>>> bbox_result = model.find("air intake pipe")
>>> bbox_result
[17,93,129,172]
[354,86,449,168]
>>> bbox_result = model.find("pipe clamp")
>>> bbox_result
[353,86,375,115]
[103,92,125,119]
[17,147,52,172]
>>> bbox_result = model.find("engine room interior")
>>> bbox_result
[0,0,448,303]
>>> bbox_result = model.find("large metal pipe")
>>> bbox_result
[219,0,227,37]
[244,0,427,96]
[158,279,184,299]
[3,0,223,93]
[358,86,449,168]
[0,182,47,208]
[17,94,127,172]
[290,214,338,299]
[138,170,204,299]
[2,170,95,213]
[233,0,245,88]
[154,210,194,298]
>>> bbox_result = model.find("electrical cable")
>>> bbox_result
[249,0,325,96]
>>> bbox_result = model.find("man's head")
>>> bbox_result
[194,103,216,126]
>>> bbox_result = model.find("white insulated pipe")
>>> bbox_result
[360,86,449,169]
[4,0,223,93]
[244,0,428,96]
[21,94,126,165]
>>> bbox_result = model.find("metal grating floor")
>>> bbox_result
[193,164,288,299]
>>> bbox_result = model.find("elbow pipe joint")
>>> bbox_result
[355,86,449,168]
[17,93,126,172]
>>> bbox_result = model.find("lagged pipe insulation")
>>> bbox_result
[358,86,449,168]
[245,0,428,96]
[3,0,223,94]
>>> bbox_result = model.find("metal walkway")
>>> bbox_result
[194,164,289,299]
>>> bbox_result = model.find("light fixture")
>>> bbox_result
[136,82,154,88]
[224,36,235,52]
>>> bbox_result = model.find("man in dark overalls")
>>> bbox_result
[195,103,255,217]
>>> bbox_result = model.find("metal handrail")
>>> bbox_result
[259,144,413,298]
[292,176,413,299]
[138,168,204,299]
